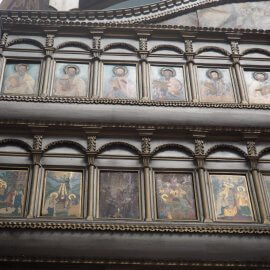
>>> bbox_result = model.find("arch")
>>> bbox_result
[56,41,91,52]
[258,147,270,159]
[205,144,248,159]
[242,48,270,57]
[97,142,141,156]
[149,45,184,55]
[103,42,137,53]
[195,46,230,57]
[151,144,194,157]
[7,38,44,50]
[43,140,86,153]
[0,139,32,152]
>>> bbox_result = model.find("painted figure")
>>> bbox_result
[156,173,196,220]
[53,65,87,97]
[211,175,253,221]
[246,71,270,104]
[104,66,137,99]
[42,171,82,218]
[99,171,139,219]
[152,67,184,100]
[3,63,35,94]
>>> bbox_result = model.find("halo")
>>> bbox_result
[14,63,29,72]
[68,194,76,200]
[160,67,176,77]
[237,186,246,192]
[64,64,80,75]
[112,65,128,77]
[253,71,268,82]
[50,192,59,199]
[206,69,223,80]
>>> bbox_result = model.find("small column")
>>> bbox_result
[90,31,103,98]
[27,135,43,218]
[41,32,56,96]
[0,32,8,76]
[139,129,154,221]
[137,32,151,100]
[230,40,247,104]
[246,139,270,224]
[84,128,100,220]
[194,135,212,222]
[184,39,198,102]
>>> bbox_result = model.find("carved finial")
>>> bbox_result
[1,32,8,47]
[230,41,240,55]
[184,40,193,53]
[87,136,96,152]
[33,135,43,151]
[247,141,257,157]
[93,36,101,50]
[142,137,151,154]
[194,138,204,156]
[46,34,55,48]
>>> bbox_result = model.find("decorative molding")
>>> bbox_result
[258,147,270,159]
[6,38,44,50]
[194,139,205,156]
[0,220,269,235]
[205,144,248,159]
[87,136,96,152]
[56,41,91,52]
[103,42,137,52]
[0,32,8,47]
[195,46,231,57]
[184,40,193,54]
[0,138,32,152]
[151,143,194,157]
[246,141,257,157]
[149,44,184,55]
[43,140,86,153]
[242,48,270,57]
[97,141,141,155]
[32,135,43,151]
[230,41,240,55]
[141,137,151,154]
[45,34,55,48]
[92,36,101,50]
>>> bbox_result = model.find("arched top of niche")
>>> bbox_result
[242,48,270,57]
[103,42,137,53]
[7,38,44,50]
[151,144,194,158]
[195,46,231,57]
[205,144,248,159]
[149,45,184,55]
[56,41,91,52]
[97,142,141,156]
[258,147,270,159]
[0,139,32,153]
[43,140,86,154]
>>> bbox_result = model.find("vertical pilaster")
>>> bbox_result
[194,135,212,222]
[0,32,8,79]
[137,32,151,100]
[28,135,43,218]
[41,32,56,96]
[246,138,270,224]
[184,39,197,102]
[230,40,248,104]
[90,31,103,98]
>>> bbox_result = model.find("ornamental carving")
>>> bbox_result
[33,135,43,151]
[141,137,151,154]
[1,32,8,47]
[230,41,240,55]
[93,36,101,50]
[247,141,257,157]
[139,37,148,51]
[45,34,55,48]
[194,139,204,156]
[184,40,193,53]
[87,136,96,152]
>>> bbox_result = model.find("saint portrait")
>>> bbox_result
[244,71,270,104]
[52,63,89,97]
[151,66,186,101]
[198,68,235,103]
[0,169,28,217]
[41,170,82,218]
[103,65,137,99]
[99,171,140,219]
[209,174,254,222]
[2,62,40,95]
[155,173,196,220]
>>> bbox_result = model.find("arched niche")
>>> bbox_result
[95,142,143,221]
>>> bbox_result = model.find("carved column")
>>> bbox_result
[28,135,43,218]
[184,40,197,102]
[246,140,270,224]
[91,31,103,98]
[230,41,247,104]
[137,32,151,100]
[194,136,212,222]
[41,32,55,96]
[0,32,8,77]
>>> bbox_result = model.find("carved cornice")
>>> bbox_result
[0,220,269,235]
[3,96,270,110]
